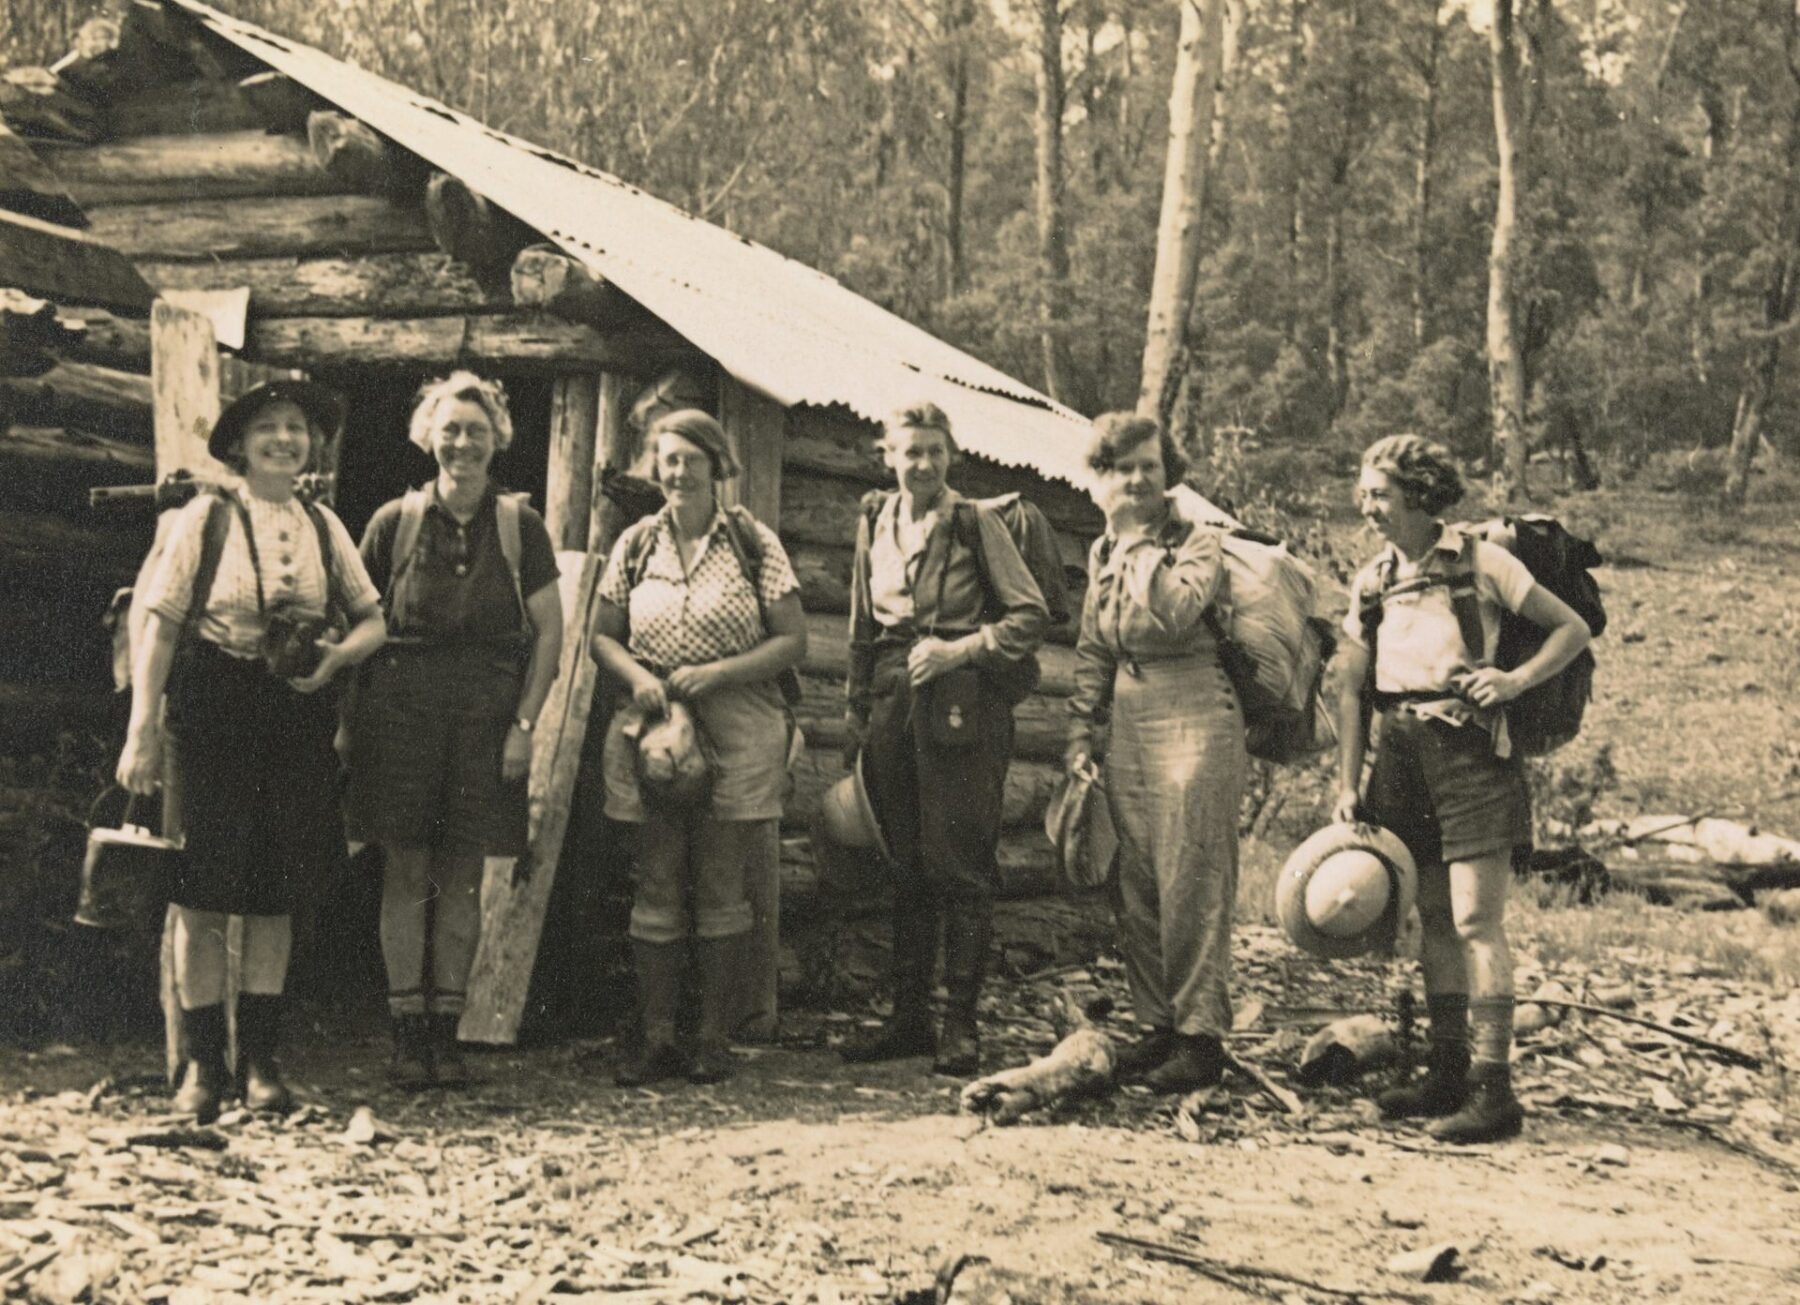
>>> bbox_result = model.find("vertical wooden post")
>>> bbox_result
[716,374,787,1042]
[545,374,601,550]
[587,370,640,559]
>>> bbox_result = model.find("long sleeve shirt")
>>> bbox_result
[847,487,1048,714]
[1067,500,1226,751]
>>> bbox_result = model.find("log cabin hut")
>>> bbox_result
[0,0,1139,1044]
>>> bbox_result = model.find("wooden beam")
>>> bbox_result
[84,194,436,261]
[0,123,86,228]
[236,72,329,134]
[0,207,155,312]
[425,171,538,277]
[39,131,336,206]
[138,252,509,319]
[0,68,103,144]
[244,312,696,375]
[544,374,600,550]
[463,551,605,1045]
[306,111,429,201]
[587,371,641,556]
[0,360,154,440]
[36,303,150,371]
[716,375,787,1040]
[509,245,645,328]
[101,77,269,139]
[0,424,154,513]
[150,299,226,480]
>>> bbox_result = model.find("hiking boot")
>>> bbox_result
[688,937,739,1085]
[1427,1060,1524,1144]
[615,1040,688,1087]
[931,909,991,1077]
[1143,1033,1225,1094]
[387,1014,434,1090]
[430,1013,470,1089]
[173,1003,229,1125]
[617,939,686,1087]
[1377,1040,1471,1120]
[842,901,937,1064]
[1113,1028,1178,1081]
[236,994,294,1115]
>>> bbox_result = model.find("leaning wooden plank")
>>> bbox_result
[461,551,602,1045]
[0,208,154,313]
[544,375,600,550]
[0,122,87,228]
[150,300,225,480]
[40,130,336,206]
[0,68,102,144]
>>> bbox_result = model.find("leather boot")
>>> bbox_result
[1377,1039,1471,1120]
[1113,1028,1178,1081]
[1144,1032,1225,1094]
[387,1013,434,1090]
[430,1013,470,1089]
[688,936,740,1085]
[933,909,991,1077]
[616,940,688,1086]
[173,1003,229,1125]
[1428,1060,1525,1144]
[235,994,294,1114]
[841,900,937,1063]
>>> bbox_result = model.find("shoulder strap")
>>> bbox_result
[1358,554,1397,692]
[953,500,993,605]
[390,488,430,591]
[720,505,772,632]
[496,491,527,621]
[178,494,234,649]
[301,501,349,625]
[624,514,661,589]
[1447,534,1486,664]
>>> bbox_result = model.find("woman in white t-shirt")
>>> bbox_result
[1332,435,1590,1144]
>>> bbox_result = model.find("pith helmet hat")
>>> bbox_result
[1276,821,1418,960]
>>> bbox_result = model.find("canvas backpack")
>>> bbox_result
[621,503,804,706]
[858,489,1070,704]
[1097,485,1338,767]
[1358,515,1605,757]
[115,483,345,690]
[388,486,530,636]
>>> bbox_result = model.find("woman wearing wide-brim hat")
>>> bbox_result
[1334,435,1590,1143]
[117,379,386,1123]
[345,372,564,1090]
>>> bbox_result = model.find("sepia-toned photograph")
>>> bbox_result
[0,0,1796,1300]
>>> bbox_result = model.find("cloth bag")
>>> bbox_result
[1043,760,1117,892]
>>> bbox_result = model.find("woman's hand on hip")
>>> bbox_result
[668,662,726,701]
[1330,786,1360,826]
[1453,666,1525,708]
[117,728,161,796]
[501,725,533,781]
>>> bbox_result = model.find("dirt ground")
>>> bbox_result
[4,930,1798,1305]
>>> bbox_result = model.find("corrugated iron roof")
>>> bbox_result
[167,0,1100,489]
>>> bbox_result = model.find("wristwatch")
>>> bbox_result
[514,716,535,734]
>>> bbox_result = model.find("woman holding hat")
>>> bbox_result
[117,380,385,1122]
[1333,435,1590,1143]
[592,408,805,1087]
[1065,413,1245,1093]
[347,372,564,1089]
[839,403,1048,1076]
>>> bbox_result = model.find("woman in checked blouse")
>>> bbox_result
[592,409,806,1087]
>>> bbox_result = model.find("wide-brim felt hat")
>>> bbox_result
[208,379,347,462]
[1275,821,1418,960]
[1044,762,1116,891]
[821,750,892,864]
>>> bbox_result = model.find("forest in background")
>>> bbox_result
[5,0,1798,504]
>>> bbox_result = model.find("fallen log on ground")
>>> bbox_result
[1525,998,1762,1070]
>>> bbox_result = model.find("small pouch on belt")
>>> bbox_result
[925,666,982,750]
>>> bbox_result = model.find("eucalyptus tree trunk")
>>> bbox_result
[944,0,973,296]
[1487,0,1530,503]
[1411,4,1445,350]
[1034,0,1075,404]
[1723,6,1800,506]
[1140,0,1229,427]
